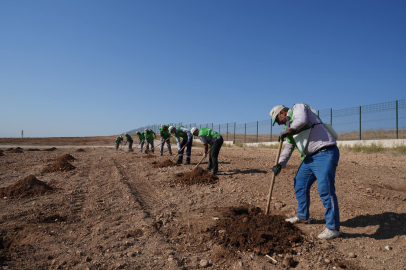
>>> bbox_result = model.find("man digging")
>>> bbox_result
[191,127,223,176]
[124,133,134,152]
[136,131,146,150]
[115,135,123,152]
[159,124,172,156]
[270,104,340,240]
[169,125,193,165]
[144,129,157,154]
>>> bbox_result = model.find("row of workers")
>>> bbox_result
[115,125,224,175]
[116,103,340,240]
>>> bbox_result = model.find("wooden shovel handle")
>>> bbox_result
[194,155,206,170]
[265,140,284,214]
[171,141,188,162]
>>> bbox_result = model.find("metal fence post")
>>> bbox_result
[359,106,362,140]
[330,108,332,125]
[234,122,236,143]
[212,123,213,130]
[227,123,228,141]
[219,124,220,134]
[244,123,246,144]
[396,100,399,139]
[318,110,319,117]
[270,121,272,142]
[256,121,258,143]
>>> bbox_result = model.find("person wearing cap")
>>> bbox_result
[136,131,146,150]
[159,124,172,156]
[124,133,134,152]
[115,135,123,152]
[169,126,193,164]
[270,103,340,240]
[191,127,223,176]
[144,129,157,154]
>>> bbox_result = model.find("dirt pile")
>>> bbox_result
[43,147,57,151]
[5,148,14,151]
[42,159,76,173]
[152,159,177,168]
[26,148,41,151]
[56,154,76,162]
[76,148,85,152]
[208,206,302,255]
[0,150,3,156]
[174,167,218,185]
[142,154,155,159]
[0,175,53,199]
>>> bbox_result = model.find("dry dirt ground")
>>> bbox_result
[1,137,406,270]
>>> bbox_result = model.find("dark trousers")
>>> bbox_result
[207,137,224,173]
[177,138,193,163]
[128,141,133,152]
[115,142,120,151]
[146,140,154,153]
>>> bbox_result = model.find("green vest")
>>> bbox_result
[137,133,145,141]
[159,127,170,138]
[145,131,154,142]
[115,136,123,143]
[174,126,188,140]
[285,103,320,160]
[198,128,221,139]
[125,134,133,142]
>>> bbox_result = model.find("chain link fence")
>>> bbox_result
[127,99,406,142]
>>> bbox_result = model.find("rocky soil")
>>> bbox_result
[1,137,406,269]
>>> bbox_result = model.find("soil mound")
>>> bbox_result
[0,175,53,199]
[43,147,57,151]
[174,167,218,185]
[76,148,85,152]
[208,206,303,255]
[26,148,41,151]
[152,159,177,168]
[143,154,155,159]
[42,159,76,173]
[9,149,23,153]
[0,152,3,157]
[55,154,76,162]
[5,148,14,151]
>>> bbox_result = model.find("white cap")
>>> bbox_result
[144,129,149,132]
[190,127,198,135]
[161,124,166,128]
[168,126,175,132]
[124,133,127,136]
[270,105,286,126]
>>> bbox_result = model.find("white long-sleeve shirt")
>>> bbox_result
[278,104,337,167]
[174,127,192,149]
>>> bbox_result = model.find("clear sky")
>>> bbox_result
[1,0,405,137]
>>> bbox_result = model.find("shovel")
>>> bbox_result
[135,142,146,154]
[153,137,171,151]
[193,154,207,170]
[265,140,284,215]
[170,142,188,162]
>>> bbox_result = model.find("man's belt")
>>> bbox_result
[308,145,337,157]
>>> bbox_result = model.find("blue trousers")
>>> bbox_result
[177,138,193,163]
[294,146,340,230]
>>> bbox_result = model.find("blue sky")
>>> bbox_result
[1,0,405,137]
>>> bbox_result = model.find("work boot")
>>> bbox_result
[212,171,217,176]
[204,168,212,172]
[184,161,190,165]
[176,160,182,165]
[318,228,340,240]
[285,216,310,224]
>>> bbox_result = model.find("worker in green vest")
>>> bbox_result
[136,131,145,150]
[115,135,123,152]
[159,124,172,156]
[191,127,223,175]
[169,125,193,164]
[124,133,134,152]
[144,129,157,154]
